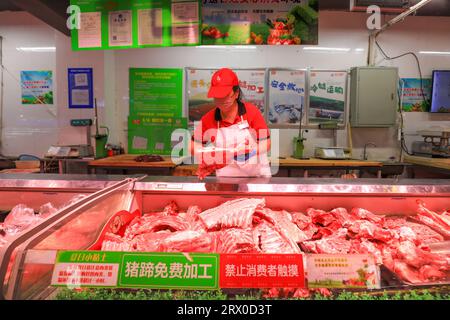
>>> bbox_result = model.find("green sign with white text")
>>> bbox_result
[51,251,219,290]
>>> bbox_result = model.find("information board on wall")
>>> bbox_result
[267,69,306,127]
[128,68,186,155]
[68,68,94,109]
[187,68,266,126]
[308,70,347,125]
[70,0,201,50]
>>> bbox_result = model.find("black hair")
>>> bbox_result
[233,85,245,110]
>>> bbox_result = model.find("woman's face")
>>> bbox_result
[214,89,238,113]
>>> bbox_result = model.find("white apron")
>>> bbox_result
[215,117,271,178]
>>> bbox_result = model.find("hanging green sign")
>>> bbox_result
[128,116,187,155]
[70,0,201,51]
[51,251,219,290]
[128,67,186,155]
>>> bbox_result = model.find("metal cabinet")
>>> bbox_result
[349,67,398,127]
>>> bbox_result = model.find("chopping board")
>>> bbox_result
[404,155,450,170]
[88,154,177,168]
[278,157,383,167]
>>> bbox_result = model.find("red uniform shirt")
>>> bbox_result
[193,102,270,145]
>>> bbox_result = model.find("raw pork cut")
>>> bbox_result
[254,222,301,254]
[217,228,259,253]
[199,198,264,230]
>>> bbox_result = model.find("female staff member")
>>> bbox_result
[192,68,271,178]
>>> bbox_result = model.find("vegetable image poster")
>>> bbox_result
[20,71,54,105]
[401,78,432,112]
[201,0,318,45]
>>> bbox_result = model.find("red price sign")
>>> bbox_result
[219,254,305,288]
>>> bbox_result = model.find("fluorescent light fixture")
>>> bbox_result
[355,48,365,52]
[303,47,351,52]
[419,51,450,56]
[16,47,56,52]
[195,45,256,50]
[232,45,257,49]
[195,45,227,49]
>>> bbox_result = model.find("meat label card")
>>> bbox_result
[306,254,381,289]
[219,254,305,288]
[51,251,219,290]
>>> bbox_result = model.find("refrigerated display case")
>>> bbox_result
[0,174,141,299]
[1,176,449,300]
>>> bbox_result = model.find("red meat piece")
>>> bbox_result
[393,260,422,284]
[254,208,309,243]
[163,201,179,215]
[396,240,449,270]
[329,207,355,227]
[350,208,385,225]
[291,212,312,230]
[159,230,217,253]
[307,208,335,227]
[348,220,395,243]
[132,232,171,252]
[419,265,447,282]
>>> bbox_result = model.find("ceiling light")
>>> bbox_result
[16,47,56,52]
[303,47,351,52]
[419,51,450,56]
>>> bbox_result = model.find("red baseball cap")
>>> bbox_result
[207,68,239,98]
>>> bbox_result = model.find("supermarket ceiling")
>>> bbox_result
[0,0,449,37]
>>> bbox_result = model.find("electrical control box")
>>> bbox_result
[349,67,398,127]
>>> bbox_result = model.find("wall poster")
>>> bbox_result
[20,70,54,105]
[267,69,306,127]
[68,68,94,109]
[187,68,266,126]
[308,70,347,125]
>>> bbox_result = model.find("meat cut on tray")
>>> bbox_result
[100,199,450,286]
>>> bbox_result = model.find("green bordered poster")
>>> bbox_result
[128,68,186,155]
[70,0,201,50]
[51,251,219,290]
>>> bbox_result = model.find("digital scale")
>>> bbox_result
[412,130,450,158]
[45,119,94,158]
[314,147,351,160]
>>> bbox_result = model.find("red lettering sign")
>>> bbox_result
[220,254,305,288]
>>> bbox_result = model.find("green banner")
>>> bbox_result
[52,251,219,290]
[70,0,201,51]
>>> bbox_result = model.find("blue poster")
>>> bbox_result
[21,71,54,104]
[401,78,431,112]
[68,68,93,108]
